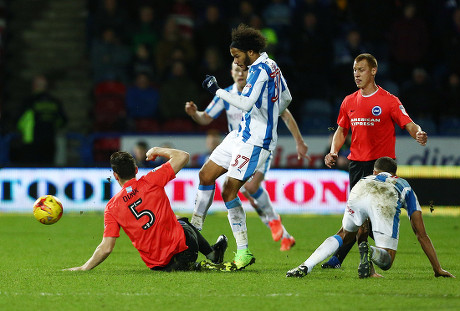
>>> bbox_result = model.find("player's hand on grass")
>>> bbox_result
[416,130,427,146]
[324,153,338,168]
[434,268,455,278]
[185,101,197,116]
[202,75,220,95]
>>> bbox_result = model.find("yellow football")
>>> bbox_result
[33,195,64,225]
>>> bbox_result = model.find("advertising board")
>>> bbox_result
[0,168,349,214]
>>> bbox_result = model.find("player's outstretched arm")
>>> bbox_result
[146,147,190,174]
[213,70,269,112]
[410,211,455,278]
[280,109,310,161]
[64,237,117,271]
[405,122,427,146]
[185,101,214,125]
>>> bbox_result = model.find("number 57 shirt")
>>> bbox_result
[104,162,187,268]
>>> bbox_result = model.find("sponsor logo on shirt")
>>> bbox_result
[351,118,380,126]
[346,205,355,215]
[372,106,382,116]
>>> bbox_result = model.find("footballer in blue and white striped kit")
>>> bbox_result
[286,157,454,279]
[185,62,308,252]
[205,83,244,132]
[216,51,291,152]
[195,24,294,269]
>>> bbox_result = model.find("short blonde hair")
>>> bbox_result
[355,53,378,69]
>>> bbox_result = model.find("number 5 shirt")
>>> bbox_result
[337,87,413,161]
[103,162,187,268]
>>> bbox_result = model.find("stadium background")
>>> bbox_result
[0,0,459,211]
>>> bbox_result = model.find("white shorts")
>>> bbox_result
[342,181,400,250]
[256,152,272,175]
[209,130,271,181]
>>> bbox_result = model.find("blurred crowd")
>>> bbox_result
[86,0,460,135]
[2,0,460,167]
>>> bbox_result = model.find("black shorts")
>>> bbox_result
[349,160,377,190]
[151,219,199,271]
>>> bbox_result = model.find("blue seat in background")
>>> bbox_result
[412,117,438,135]
[301,98,332,117]
[300,115,333,135]
[438,116,460,135]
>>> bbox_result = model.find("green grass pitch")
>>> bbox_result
[0,212,459,310]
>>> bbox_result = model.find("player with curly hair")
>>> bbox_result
[197,24,293,269]
[186,62,309,251]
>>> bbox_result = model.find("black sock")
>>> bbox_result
[333,240,356,264]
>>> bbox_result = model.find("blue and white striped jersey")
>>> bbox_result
[360,172,422,219]
[205,83,243,132]
[216,52,292,151]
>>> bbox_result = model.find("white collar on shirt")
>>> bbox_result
[249,52,268,68]
[361,87,379,98]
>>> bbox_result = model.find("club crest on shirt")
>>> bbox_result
[372,106,382,116]
[126,186,132,193]
[399,104,408,116]
[346,205,355,216]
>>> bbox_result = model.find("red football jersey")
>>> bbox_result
[104,162,187,268]
[337,87,413,161]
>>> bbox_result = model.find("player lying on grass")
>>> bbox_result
[64,147,233,272]
[286,156,455,279]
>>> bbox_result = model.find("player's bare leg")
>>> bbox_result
[191,159,227,230]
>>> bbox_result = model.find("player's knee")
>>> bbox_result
[380,261,392,271]
[342,231,357,245]
[198,168,215,185]
[242,182,258,194]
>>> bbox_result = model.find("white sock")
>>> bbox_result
[191,184,215,230]
[242,186,268,226]
[251,187,291,238]
[370,246,392,270]
[303,235,343,272]
[281,224,291,239]
[251,187,277,221]
[225,198,248,249]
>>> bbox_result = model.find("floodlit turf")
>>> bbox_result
[0,212,459,311]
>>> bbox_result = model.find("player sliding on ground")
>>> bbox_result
[286,157,455,279]
[64,147,233,272]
